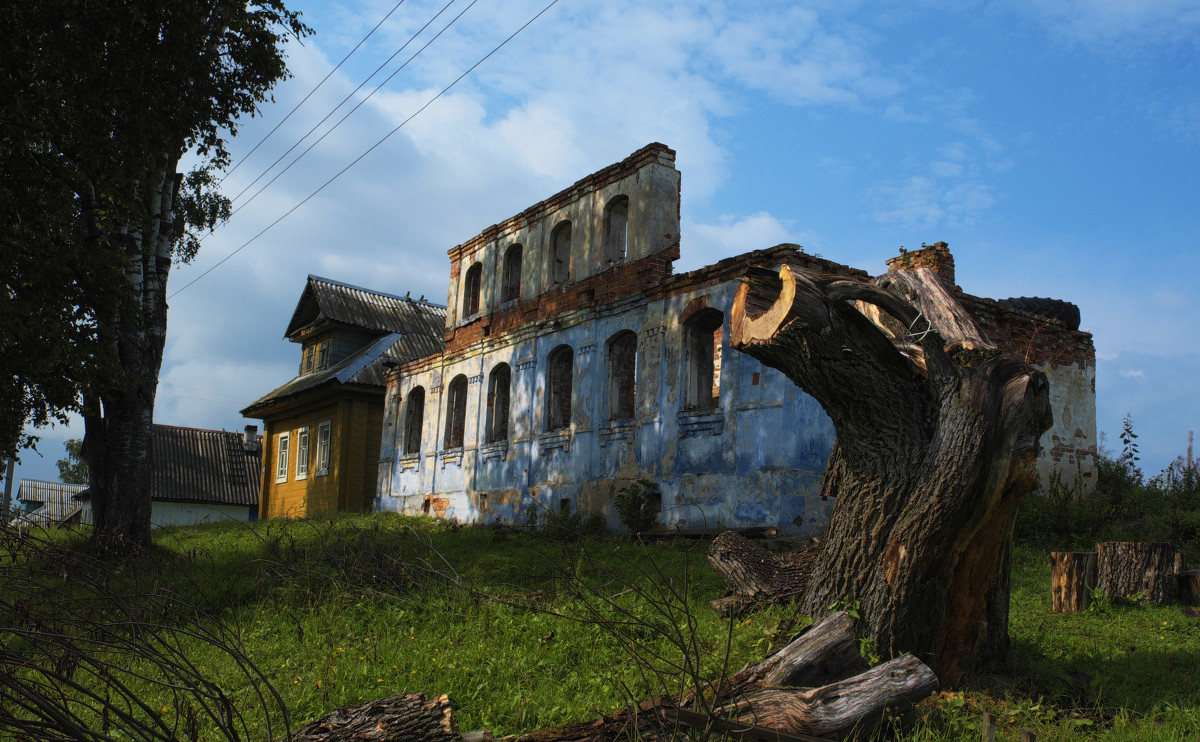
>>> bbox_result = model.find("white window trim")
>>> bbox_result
[315,420,332,476]
[275,433,290,484]
[295,427,310,480]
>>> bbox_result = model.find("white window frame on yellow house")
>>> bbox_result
[275,432,290,483]
[296,427,310,480]
[315,420,332,476]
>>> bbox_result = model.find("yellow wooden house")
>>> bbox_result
[242,276,445,519]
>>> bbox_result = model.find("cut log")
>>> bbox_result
[707,530,817,615]
[728,611,867,692]
[1050,552,1097,613]
[718,653,939,740]
[1097,542,1183,605]
[1178,570,1200,605]
[278,692,459,742]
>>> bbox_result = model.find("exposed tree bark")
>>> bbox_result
[719,654,938,740]
[707,531,817,616]
[1097,542,1185,605]
[729,263,1053,684]
[1177,570,1200,605]
[277,692,460,742]
[1050,552,1097,613]
[87,166,179,553]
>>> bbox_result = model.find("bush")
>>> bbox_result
[614,479,661,534]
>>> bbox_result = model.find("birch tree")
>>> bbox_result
[0,1,309,552]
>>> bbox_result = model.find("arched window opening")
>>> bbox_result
[684,309,724,410]
[485,363,511,443]
[603,196,629,262]
[462,262,482,317]
[607,331,637,421]
[501,245,522,302]
[550,221,571,285]
[403,387,426,455]
[444,375,469,449]
[545,345,574,431]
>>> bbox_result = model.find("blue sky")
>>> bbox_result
[13,0,1199,486]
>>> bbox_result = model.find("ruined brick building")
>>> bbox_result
[372,143,1097,534]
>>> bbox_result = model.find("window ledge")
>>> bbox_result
[398,453,420,471]
[439,448,463,468]
[677,408,725,438]
[539,430,571,454]
[599,421,637,447]
[480,440,509,461]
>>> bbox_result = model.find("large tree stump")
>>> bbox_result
[1050,552,1097,613]
[707,531,817,615]
[730,261,1052,683]
[1097,542,1185,605]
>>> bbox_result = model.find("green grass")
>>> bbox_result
[4,515,1199,740]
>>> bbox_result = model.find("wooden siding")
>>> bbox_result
[257,392,386,519]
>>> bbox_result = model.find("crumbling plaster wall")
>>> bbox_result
[376,277,837,534]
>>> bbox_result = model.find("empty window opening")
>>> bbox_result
[684,308,725,409]
[444,375,469,449]
[607,331,637,421]
[403,387,426,454]
[462,262,482,317]
[603,195,629,262]
[559,498,570,514]
[550,221,572,285]
[479,493,488,513]
[546,345,574,431]
[422,497,431,516]
[485,363,511,443]
[501,244,522,302]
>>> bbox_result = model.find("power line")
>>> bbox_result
[227,0,459,207]
[168,0,564,300]
[228,0,477,220]
[218,0,411,186]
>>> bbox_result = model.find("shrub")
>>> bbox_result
[614,479,661,534]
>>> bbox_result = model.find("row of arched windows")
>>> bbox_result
[400,309,724,458]
[460,195,631,319]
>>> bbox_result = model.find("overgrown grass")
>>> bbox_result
[4,513,1199,740]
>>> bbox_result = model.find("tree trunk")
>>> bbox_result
[729,263,1052,684]
[1097,542,1184,605]
[1177,570,1200,605]
[707,531,817,615]
[88,166,179,554]
[1050,552,1097,613]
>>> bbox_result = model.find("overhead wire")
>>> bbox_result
[218,0,411,186]
[167,0,565,300]
[227,0,459,208]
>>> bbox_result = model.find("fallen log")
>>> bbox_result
[1050,552,1097,613]
[707,530,817,615]
[1097,542,1185,605]
[286,614,935,742]
[277,692,459,742]
[719,654,939,740]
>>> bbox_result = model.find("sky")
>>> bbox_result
[12,0,1200,488]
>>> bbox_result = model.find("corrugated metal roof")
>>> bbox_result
[13,480,90,527]
[285,275,447,339]
[242,329,444,416]
[151,425,261,506]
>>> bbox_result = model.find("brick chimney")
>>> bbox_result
[243,424,259,452]
[885,242,955,287]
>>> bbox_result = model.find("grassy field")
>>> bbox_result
[3,512,1199,740]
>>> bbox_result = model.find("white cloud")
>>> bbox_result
[1119,369,1146,378]
[1023,0,1200,43]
